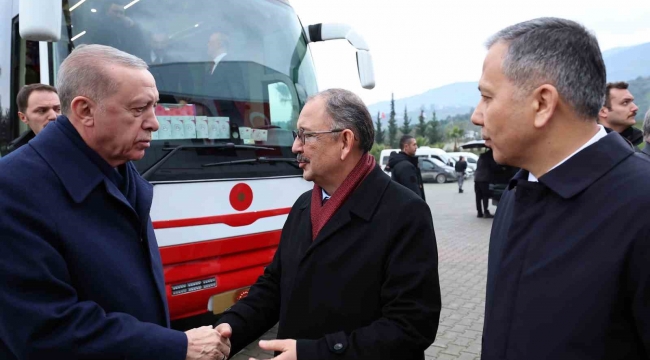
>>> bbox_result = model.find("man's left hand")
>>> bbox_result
[250,339,297,360]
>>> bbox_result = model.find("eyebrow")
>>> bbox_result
[621,97,634,102]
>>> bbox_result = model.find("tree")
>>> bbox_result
[400,106,412,135]
[387,93,398,148]
[416,109,427,137]
[447,126,465,151]
[426,112,442,145]
[374,111,385,144]
[415,136,429,147]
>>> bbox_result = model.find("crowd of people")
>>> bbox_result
[1,16,649,360]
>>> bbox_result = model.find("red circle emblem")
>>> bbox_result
[229,183,253,211]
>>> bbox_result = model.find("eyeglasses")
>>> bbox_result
[292,128,345,145]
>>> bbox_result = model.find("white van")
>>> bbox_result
[415,147,453,167]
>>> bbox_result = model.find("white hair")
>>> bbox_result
[643,109,650,142]
[57,44,148,115]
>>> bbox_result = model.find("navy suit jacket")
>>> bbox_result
[0,118,187,359]
[483,132,650,360]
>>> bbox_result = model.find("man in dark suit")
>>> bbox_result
[474,18,650,360]
[598,81,643,149]
[0,44,230,360]
[215,88,441,360]
[4,84,61,155]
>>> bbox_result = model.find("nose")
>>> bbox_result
[291,135,302,154]
[47,109,58,121]
[144,108,159,132]
[631,102,639,113]
[471,107,483,127]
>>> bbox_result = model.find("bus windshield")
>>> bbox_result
[53,0,318,182]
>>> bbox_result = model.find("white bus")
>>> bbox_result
[0,0,374,329]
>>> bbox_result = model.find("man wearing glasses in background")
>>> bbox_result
[213,88,441,360]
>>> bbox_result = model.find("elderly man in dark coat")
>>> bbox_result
[0,45,229,360]
[472,18,650,360]
[215,88,441,360]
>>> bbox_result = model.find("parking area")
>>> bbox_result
[231,179,493,360]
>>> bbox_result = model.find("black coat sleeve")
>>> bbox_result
[629,225,650,354]
[296,198,441,359]
[391,162,422,197]
[215,206,288,355]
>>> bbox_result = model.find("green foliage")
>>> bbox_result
[370,142,385,162]
[416,109,427,137]
[628,76,650,120]
[374,111,385,144]
[387,93,398,148]
[426,118,442,145]
[400,106,412,135]
[447,126,465,151]
[415,136,429,147]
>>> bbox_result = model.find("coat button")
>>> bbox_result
[333,343,343,351]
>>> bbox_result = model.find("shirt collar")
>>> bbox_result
[510,131,635,199]
[321,188,331,201]
[528,125,607,182]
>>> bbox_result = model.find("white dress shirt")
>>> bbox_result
[528,125,607,182]
[210,52,228,75]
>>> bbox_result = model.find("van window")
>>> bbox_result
[468,158,477,164]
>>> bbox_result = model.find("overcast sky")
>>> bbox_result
[291,0,650,106]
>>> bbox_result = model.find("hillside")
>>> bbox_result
[368,41,650,124]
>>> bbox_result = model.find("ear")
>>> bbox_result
[532,84,558,129]
[598,106,608,122]
[339,129,356,161]
[70,96,97,127]
[17,112,28,124]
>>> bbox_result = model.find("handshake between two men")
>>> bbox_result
[186,324,297,360]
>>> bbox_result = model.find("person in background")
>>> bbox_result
[215,88,441,360]
[474,17,650,360]
[5,84,61,154]
[642,109,650,157]
[454,155,467,193]
[598,81,643,149]
[473,149,494,218]
[387,135,426,200]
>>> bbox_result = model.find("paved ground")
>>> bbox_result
[231,179,493,360]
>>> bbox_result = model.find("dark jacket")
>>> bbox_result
[454,159,467,173]
[642,141,650,157]
[474,150,496,183]
[0,118,186,359]
[620,125,643,148]
[483,132,650,360]
[387,151,426,200]
[3,129,34,155]
[216,166,441,360]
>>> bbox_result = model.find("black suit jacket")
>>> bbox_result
[217,166,441,359]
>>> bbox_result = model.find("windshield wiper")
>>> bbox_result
[142,143,274,180]
[202,157,299,168]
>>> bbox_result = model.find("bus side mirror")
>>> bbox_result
[304,23,375,90]
[19,0,62,41]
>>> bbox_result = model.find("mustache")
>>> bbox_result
[296,154,310,163]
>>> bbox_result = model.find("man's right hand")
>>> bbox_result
[185,324,232,360]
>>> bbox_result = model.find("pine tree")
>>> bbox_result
[387,93,398,148]
[416,109,427,137]
[400,106,412,135]
[374,111,384,144]
[426,111,442,145]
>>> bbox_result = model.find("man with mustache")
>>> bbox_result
[475,18,650,360]
[0,44,230,360]
[215,88,441,360]
[598,81,643,149]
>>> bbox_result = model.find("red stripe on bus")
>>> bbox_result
[159,230,282,265]
[152,207,292,229]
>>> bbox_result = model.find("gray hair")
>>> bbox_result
[643,110,650,142]
[57,44,148,115]
[308,88,375,153]
[486,17,606,120]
